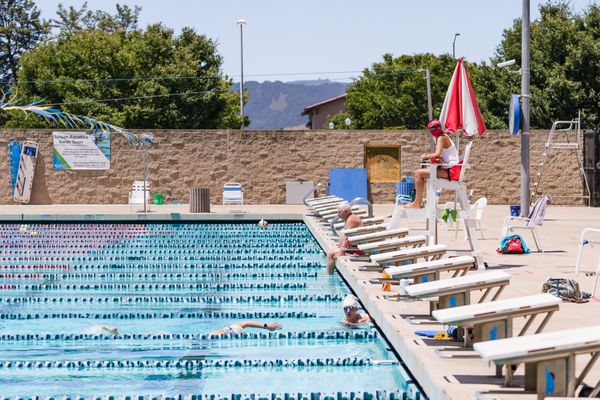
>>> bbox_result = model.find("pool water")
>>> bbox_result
[0,223,424,400]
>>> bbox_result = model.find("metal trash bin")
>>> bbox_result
[190,188,210,213]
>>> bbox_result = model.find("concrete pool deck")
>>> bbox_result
[1,203,600,399]
[305,204,600,400]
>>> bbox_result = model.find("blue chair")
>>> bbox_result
[328,168,368,201]
[223,182,244,206]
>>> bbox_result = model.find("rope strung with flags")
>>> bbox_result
[0,89,154,145]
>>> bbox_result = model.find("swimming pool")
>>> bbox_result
[0,222,424,400]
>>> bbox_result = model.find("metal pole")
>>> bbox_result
[521,0,531,216]
[143,143,148,213]
[424,68,435,151]
[452,33,460,59]
[236,19,246,130]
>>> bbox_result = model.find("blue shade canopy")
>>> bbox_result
[329,168,368,201]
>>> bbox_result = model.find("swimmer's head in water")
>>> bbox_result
[342,294,358,309]
[85,324,119,336]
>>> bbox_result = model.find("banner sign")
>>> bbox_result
[53,132,110,170]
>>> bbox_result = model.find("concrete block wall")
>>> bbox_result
[0,129,584,205]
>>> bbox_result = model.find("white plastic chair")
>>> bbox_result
[453,197,487,240]
[574,227,600,296]
[223,182,244,206]
[128,180,150,210]
[501,195,550,252]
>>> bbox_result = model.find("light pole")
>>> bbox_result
[452,33,460,59]
[417,68,434,150]
[236,19,246,130]
[521,0,531,216]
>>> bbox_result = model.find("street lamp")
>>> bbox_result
[521,0,531,216]
[494,1,531,217]
[236,19,246,130]
[452,33,460,59]
[417,68,434,150]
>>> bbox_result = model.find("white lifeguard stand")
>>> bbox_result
[532,116,591,205]
[388,141,485,270]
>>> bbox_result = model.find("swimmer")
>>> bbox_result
[341,294,371,325]
[258,219,269,228]
[209,320,282,336]
[85,324,120,336]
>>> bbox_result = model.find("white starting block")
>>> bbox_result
[358,235,427,255]
[376,255,475,284]
[405,270,511,313]
[344,228,410,245]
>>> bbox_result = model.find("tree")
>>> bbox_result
[330,53,473,130]
[52,2,141,35]
[0,0,48,85]
[7,23,244,129]
[487,1,600,130]
[332,1,599,132]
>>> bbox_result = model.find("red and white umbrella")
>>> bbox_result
[439,58,486,137]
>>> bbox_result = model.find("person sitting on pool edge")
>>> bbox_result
[341,294,370,325]
[326,202,364,275]
[404,119,460,209]
[209,321,282,336]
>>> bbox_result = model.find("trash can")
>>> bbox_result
[190,188,210,213]
[153,193,165,205]
[397,181,415,199]
[509,205,521,217]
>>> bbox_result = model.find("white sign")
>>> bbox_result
[53,132,110,170]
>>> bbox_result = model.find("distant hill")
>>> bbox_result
[233,80,347,129]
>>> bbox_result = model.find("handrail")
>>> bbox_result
[350,197,373,218]
[553,118,579,133]
[330,214,340,237]
[575,227,600,276]
[303,182,322,207]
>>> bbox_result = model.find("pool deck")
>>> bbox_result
[2,203,600,400]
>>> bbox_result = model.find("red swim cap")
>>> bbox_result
[428,119,443,137]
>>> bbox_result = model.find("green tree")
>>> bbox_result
[7,23,244,129]
[0,0,48,85]
[332,1,599,132]
[487,1,600,130]
[52,2,140,34]
[331,53,479,130]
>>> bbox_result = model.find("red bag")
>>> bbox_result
[506,237,525,254]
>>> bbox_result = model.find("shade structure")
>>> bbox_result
[439,59,486,137]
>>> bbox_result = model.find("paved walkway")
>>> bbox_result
[2,203,600,399]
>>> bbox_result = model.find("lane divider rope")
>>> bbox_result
[0,357,398,370]
[0,294,344,304]
[0,311,318,320]
[0,330,378,342]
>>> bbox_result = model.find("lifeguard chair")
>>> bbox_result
[388,141,484,269]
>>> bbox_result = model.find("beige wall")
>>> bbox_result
[0,129,584,205]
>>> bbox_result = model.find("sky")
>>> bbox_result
[36,0,596,82]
